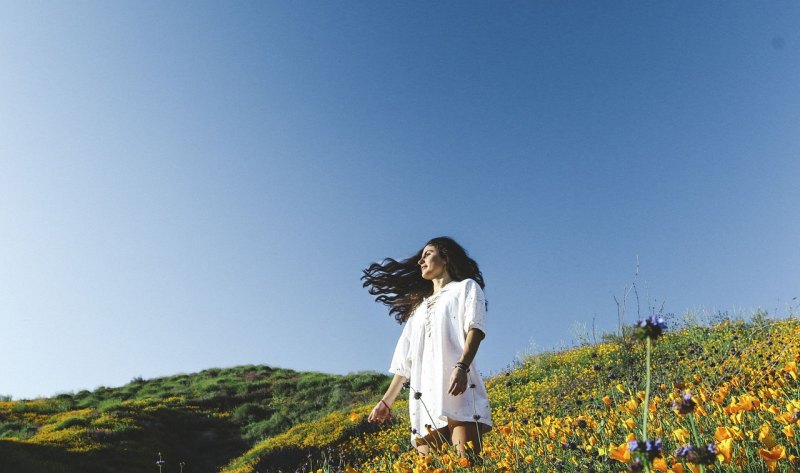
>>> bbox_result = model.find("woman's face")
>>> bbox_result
[418,244,448,280]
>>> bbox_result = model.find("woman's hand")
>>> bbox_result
[448,367,468,396]
[368,400,392,423]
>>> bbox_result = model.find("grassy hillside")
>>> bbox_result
[4,314,798,473]
[220,315,800,473]
[0,365,391,473]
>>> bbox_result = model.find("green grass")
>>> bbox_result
[0,366,390,472]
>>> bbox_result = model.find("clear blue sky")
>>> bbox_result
[1,1,798,400]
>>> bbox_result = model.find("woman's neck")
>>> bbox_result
[431,273,453,294]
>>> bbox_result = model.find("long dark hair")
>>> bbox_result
[361,236,485,324]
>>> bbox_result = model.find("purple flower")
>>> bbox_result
[634,315,667,340]
[675,444,717,465]
[675,445,693,458]
[627,458,644,473]
[646,439,662,454]
[629,438,662,461]
[673,391,697,415]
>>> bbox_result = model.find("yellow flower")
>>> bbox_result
[759,424,778,449]
[782,425,796,446]
[712,385,730,405]
[716,438,733,463]
[729,410,744,424]
[783,361,797,380]
[758,445,786,472]
[725,394,759,414]
[621,399,639,415]
[672,428,690,443]
[608,442,630,463]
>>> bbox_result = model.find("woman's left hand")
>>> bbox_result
[448,367,468,396]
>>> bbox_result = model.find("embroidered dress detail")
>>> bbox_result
[423,293,440,338]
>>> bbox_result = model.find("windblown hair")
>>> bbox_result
[361,236,485,324]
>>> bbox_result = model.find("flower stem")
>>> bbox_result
[642,336,652,441]
[688,414,707,473]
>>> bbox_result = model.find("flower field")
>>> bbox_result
[2,315,798,472]
[222,315,800,473]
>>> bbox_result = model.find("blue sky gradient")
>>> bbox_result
[1,1,798,399]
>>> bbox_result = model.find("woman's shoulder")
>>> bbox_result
[458,278,480,288]
[456,278,483,294]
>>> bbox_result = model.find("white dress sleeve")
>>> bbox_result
[389,319,413,378]
[463,279,487,335]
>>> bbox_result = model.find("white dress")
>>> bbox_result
[389,278,493,447]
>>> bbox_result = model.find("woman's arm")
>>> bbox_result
[448,328,485,396]
[368,373,408,423]
[458,328,485,367]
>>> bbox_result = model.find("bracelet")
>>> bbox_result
[454,362,470,373]
[380,399,392,410]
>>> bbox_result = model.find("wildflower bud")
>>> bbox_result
[577,419,587,428]
[507,406,517,413]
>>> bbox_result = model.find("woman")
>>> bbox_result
[363,237,493,460]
